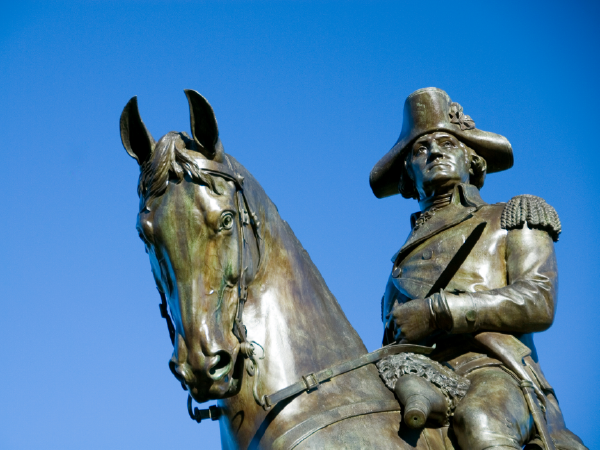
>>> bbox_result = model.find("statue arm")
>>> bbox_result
[445,224,557,334]
[381,274,409,345]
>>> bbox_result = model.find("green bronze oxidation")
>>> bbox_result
[121,90,447,449]
[216,262,233,314]
[375,88,586,450]
[120,88,587,450]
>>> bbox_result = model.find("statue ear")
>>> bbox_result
[184,89,223,160]
[120,96,156,165]
[403,158,414,181]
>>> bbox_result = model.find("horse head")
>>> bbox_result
[120,91,260,403]
[120,92,464,450]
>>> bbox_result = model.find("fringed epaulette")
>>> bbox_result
[500,195,561,241]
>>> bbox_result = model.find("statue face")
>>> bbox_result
[406,132,471,199]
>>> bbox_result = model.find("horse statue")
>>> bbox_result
[120,90,456,449]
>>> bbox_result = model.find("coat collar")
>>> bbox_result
[392,184,487,265]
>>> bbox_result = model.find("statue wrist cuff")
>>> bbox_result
[446,292,480,334]
[429,291,453,332]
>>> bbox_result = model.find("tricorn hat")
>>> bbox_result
[369,87,513,198]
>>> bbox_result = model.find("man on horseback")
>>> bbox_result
[371,88,586,450]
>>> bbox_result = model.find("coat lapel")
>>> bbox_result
[392,184,487,267]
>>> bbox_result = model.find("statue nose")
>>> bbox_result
[430,143,445,157]
[205,350,232,380]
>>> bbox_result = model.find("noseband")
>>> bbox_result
[156,154,265,422]
[157,155,434,426]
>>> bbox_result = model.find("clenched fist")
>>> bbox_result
[387,298,436,342]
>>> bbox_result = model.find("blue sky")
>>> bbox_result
[1,1,599,448]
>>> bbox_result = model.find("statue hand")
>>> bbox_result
[387,299,435,342]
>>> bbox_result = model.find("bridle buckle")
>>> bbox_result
[302,373,319,391]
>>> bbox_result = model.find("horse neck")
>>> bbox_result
[246,217,368,387]
[229,157,368,389]
[217,158,383,448]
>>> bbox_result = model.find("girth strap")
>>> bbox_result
[263,343,433,409]
[270,399,401,450]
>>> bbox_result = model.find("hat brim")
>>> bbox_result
[370,126,513,199]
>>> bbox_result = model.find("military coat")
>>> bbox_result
[382,183,560,366]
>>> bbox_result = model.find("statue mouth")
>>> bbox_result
[427,162,451,170]
[188,379,230,402]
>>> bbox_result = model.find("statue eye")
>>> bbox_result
[220,212,235,230]
[443,141,453,148]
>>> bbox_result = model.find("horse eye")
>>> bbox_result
[221,212,234,230]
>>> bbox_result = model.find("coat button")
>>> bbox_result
[422,249,433,260]
[466,310,477,322]
[392,266,402,278]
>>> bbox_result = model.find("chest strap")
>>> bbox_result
[188,344,432,425]
[262,343,433,409]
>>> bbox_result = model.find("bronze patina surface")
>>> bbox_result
[374,87,586,450]
[120,91,457,449]
[120,88,587,450]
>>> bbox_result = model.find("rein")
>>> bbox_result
[156,155,266,422]
[158,156,434,429]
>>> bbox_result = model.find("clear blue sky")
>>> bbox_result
[1,1,599,448]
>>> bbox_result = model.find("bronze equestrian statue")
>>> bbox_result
[120,88,586,449]
[372,87,586,450]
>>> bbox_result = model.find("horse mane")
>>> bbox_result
[138,134,299,270]
[137,132,299,266]
[226,155,282,231]
[225,154,337,299]
[137,131,221,209]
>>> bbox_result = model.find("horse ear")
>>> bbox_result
[184,89,223,160]
[120,96,156,165]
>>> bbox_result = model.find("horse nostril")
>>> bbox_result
[208,351,232,379]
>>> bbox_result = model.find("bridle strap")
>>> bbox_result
[233,188,249,343]
[156,155,264,417]
[161,155,261,346]
[157,156,258,347]
[262,343,434,409]
[193,158,242,188]
[158,289,175,346]
[176,158,437,428]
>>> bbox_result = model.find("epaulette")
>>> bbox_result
[500,194,561,241]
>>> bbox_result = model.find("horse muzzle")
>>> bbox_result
[169,345,242,402]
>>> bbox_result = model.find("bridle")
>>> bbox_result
[155,154,266,423]
[154,154,434,429]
